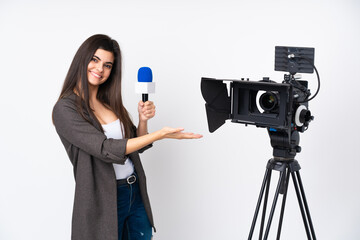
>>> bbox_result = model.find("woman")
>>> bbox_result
[52,34,202,240]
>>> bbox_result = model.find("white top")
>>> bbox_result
[101,119,134,180]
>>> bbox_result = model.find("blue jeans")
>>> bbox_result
[117,180,152,240]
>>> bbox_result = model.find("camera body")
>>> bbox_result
[231,76,311,132]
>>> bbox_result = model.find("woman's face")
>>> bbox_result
[87,49,114,87]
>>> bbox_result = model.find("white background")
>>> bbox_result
[1,0,359,239]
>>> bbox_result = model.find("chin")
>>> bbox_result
[88,77,103,85]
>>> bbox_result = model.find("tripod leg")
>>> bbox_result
[276,168,291,240]
[259,170,272,240]
[291,171,313,240]
[295,171,317,240]
[263,170,286,239]
[248,168,271,240]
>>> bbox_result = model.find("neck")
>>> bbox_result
[88,85,99,104]
[73,82,100,106]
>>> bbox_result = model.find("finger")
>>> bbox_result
[142,109,154,116]
[144,104,155,111]
[144,101,154,107]
[178,132,203,139]
[146,112,155,117]
[171,128,185,133]
[190,133,203,139]
[143,108,154,114]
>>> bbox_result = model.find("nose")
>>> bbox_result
[96,62,103,73]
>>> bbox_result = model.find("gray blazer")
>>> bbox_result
[53,93,154,240]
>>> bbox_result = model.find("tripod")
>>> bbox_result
[247,158,317,240]
[247,127,317,240]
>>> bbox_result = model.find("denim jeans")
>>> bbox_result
[117,180,152,240]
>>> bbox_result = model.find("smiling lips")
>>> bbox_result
[90,71,102,79]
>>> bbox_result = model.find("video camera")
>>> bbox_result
[201,46,319,159]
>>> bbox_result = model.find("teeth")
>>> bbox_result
[91,71,101,78]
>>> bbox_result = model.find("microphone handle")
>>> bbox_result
[142,94,148,102]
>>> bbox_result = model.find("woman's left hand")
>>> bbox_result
[138,101,156,122]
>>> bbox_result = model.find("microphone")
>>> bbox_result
[136,67,155,102]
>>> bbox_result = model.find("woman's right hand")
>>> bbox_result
[159,127,203,140]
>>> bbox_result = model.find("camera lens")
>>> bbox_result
[260,92,279,111]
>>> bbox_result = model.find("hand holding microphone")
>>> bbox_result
[133,66,203,141]
[138,101,155,122]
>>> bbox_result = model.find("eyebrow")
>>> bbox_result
[93,55,113,65]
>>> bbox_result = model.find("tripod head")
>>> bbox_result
[268,128,300,160]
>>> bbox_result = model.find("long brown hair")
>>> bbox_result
[55,34,133,138]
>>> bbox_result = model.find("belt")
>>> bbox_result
[116,174,137,185]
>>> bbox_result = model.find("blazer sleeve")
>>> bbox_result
[132,125,153,154]
[53,98,129,164]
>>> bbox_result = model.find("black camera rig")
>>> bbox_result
[201,46,320,239]
[201,46,320,159]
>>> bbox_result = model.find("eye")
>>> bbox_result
[92,57,98,63]
[105,64,112,69]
